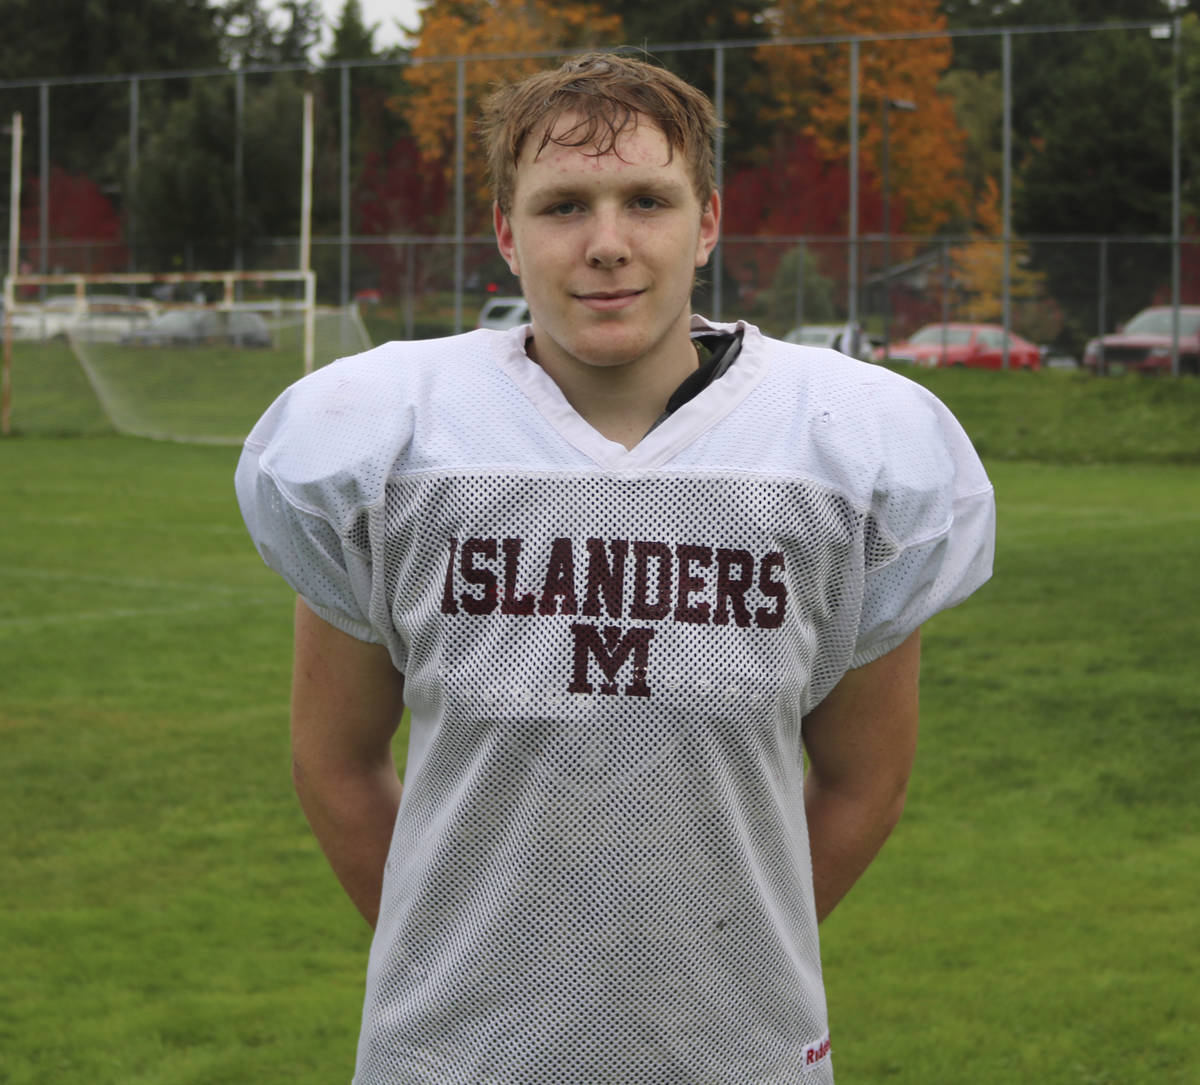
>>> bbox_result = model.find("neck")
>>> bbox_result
[529,325,700,450]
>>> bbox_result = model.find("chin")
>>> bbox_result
[543,326,653,370]
[572,339,651,369]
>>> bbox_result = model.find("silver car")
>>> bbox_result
[783,322,873,361]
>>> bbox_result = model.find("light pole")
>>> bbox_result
[880,97,916,362]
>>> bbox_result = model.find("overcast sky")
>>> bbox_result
[315,0,424,50]
[352,0,424,48]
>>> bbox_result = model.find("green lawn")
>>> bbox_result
[1,375,1197,1082]
[3,311,369,443]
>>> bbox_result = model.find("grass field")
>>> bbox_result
[4,312,370,443]
[1,367,1198,1083]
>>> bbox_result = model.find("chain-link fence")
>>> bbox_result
[2,18,1195,370]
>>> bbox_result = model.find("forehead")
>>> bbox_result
[514,112,687,192]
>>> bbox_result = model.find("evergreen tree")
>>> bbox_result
[1014,25,1176,339]
[605,0,774,167]
[0,0,224,189]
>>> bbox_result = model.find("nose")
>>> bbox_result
[585,209,630,269]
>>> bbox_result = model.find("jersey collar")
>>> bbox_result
[493,315,768,470]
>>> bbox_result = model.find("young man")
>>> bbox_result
[236,53,994,1084]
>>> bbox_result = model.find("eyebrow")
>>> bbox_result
[521,174,691,207]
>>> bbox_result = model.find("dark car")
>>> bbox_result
[1082,306,1200,375]
[120,309,272,348]
[881,322,1041,370]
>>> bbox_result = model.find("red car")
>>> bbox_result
[883,323,1042,370]
[1082,306,1200,376]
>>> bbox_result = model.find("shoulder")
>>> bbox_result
[238,329,507,520]
[720,324,986,489]
[718,322,993,540]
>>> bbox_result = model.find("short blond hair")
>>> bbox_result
[480,53,719,216]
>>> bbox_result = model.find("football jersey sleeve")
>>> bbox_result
[851,386,995,667]
[237,437,378,643]
[234,349,415,651]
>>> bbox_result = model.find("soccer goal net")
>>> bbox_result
[2,269,371,443]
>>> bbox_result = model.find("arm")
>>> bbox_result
[802,628,921,923]
[290,597,407,928]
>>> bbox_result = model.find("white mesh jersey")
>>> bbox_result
[236,316,994,1084]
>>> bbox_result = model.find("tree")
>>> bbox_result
[1014,24,1177,340]
[322,0,411,162]
[133,74,324,270]
[761,243,840,335]
[354,135,452,296]
[0,0,225,198]
[757,0,971,235]
[722,135,871,313]
[0,0,223,80]
[327,0,378,60]
[949,176,1063,343]
[217,0,324,66]
[18,167,127,273]
[398,0,623,232]
[939,68,1002,229]
[601,0,778,167]
[939,0,1181,81]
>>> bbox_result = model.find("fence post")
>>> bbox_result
[712,43,725,321]
[39,83,48,286]
[340,64,351,309]
[1098,237,1107,377]
[235,69,244,275]
[128,77,139,274]
[794,240,806,330]
[847,38,859,332]
[454,57,465,335]
[1001,31,1013,369]
[1171,14,1181,377]
[3,112,22,437]
[941,239,950,343]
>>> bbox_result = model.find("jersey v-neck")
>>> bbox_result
[492,315,767,470]
[648,327,743,433]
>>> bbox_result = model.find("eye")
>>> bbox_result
[547,201,580,216]
[632,195,662,211]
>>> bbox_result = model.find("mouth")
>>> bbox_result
[574,289,645,311]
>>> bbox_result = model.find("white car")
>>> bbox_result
[783,322,873,361]
[5,294,156,342]
[477,296,529,330]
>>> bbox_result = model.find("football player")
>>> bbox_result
[236,52,995,1084]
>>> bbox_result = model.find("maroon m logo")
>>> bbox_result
[567,623,656,698]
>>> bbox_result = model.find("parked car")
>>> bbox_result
[4,295,85,341]
[881,322,1041,370]
[1082,306,1200,376]
[120,309,272,348]
[477,296,529,330]
[4,294,158,342]
[783,322,875,361]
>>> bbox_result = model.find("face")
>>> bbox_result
[494,112,720,379]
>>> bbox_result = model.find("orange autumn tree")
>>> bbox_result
[398,0,623,232]
[757,0,969,236]
[950,176,1062,343]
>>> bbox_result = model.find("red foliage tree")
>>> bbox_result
[354,136,452,296]
[722,134,889,295]
[19,168,126,273]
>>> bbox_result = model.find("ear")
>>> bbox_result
[494,202,520,276]
[694,190,721,268]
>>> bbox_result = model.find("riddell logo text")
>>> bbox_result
[439,536,787,697]
[803,1034,832,1066]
